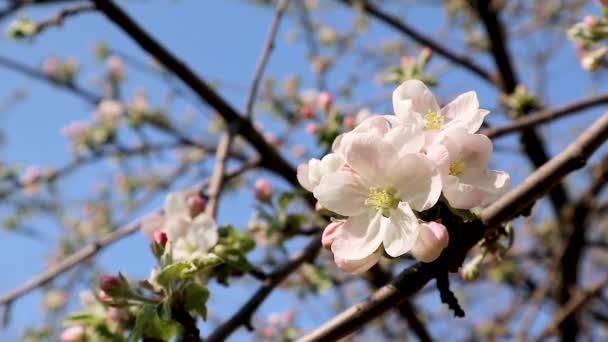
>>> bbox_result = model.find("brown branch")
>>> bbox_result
[31,2,96,36]
[0,160,258,307]
[91,0,300,187]
[295,112,608,341]
[205,132,233,218]
[534,276,608,341]
[483,94,608,139]
[336,0,497,85]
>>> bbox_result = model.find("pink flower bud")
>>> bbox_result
[306,123,318,135]
[60,325,85,342]
[99,275,120,293]
[254,179,273,202]
[153,230,168,247]
[300,105,314,119]
[268,312,281,325]
[317,91,333,110]
[342,115,355,130]
[411,221,449,263]
[264,132,282,147]
[421,47,433,59]
[262,326,276,338]
[400,55,414,66]
[188,195,206,216]
[584,15,599,29]
[282,310,295,324]
[322,222,342,250]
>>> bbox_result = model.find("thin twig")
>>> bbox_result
[31,2,96,36]
[295,113,608,341]
[0,160,258,307]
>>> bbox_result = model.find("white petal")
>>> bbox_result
[297,163,314,192]
[314,171,367,216]
[164,191,188,215]
[190,213,219,250]
[393,80,440,118]
[425,144,450,174]
[319,153,344,175]
[162,214,190,240]
[334,248,382,274]
[382,202,420,257]
[385,125,425,154]
[460,133,493,169]
[443,176,485,209]
[388,153,442,211]
[344,133,395,184]
[331,210,384,260]
[478,170,511,206]
[440,91,483,132]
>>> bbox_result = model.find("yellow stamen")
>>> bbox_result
[449,160,465,176]
[365,187,399,216]
[424,111,444,130]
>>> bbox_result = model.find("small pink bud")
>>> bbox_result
[317,91,333,111]
[411,221,449,263]
[584,15,599,29]
[254,179,273,202]
[342,115,355,130]
[282,310,295,324]
[262,326,276,338]
[305,123,318,135]
[421,47,433,59]
[153,230,168,247]
[99,275,120,293]
[188,195,206,216]
[300,105,314,119]
[322,222,343,250]
[60,325,85,342]
[264,132,282,147]
[268,312,281,325]
[400,55,414,65]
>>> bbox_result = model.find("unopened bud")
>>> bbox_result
[188,195,206,216]
[410,221,449,263]
[462,254,484,281]
[300,105,314,119]
[99,275,121,294]
[254,179,273,202]
[306,123,318,135]
[584,15,599,29]
[316,92,333,111]
[153,230,168,247]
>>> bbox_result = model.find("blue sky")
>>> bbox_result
[0,0,607,340]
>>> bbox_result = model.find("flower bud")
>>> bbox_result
[60,325,85,342]
[98,290,112,303]
[322,222,342,250]
[300,105,314,119]
[584,15,599,29]
[305,122,318,135]
[99,275,121,294]
[342,115,355,130]
[153,230,168,247]
[188,195,206,216]
[282,310,295,324]
[316,91,333,111]
[254,179,273,202]
[410,221,449,263]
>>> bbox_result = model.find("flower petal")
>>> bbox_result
[440,91,479,126]
[164,191,188,215]
[314,171,367,216]
[443,176,485,209]
[393,80,440,118]
[191,213,219,249]
[385,124,425,154]
[478,170,511,206]
[460,133,493,169]
[334,248,382,274]
[388,153,442,211]
[382,202,420,257]
[331,210,384,260]
[343,133,395,184]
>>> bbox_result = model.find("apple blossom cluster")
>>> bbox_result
[297,80,510,273]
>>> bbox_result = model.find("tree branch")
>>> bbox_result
[91,0,300,187]
[295,112,608,341]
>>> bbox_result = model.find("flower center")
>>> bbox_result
[449,160,465,176]
[365,187,399,216]
[424,111,443,130]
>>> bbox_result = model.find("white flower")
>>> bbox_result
[297,153,344,192]
[426,127,510,209]
[410,221,449,262]
[334,248,383,273]
[392,79,489,134]
[95,99,123,125]
[314,132,442,272]
[143,191,219,261]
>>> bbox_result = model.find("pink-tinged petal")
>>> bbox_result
[443,176,485,209]
[477,170,511,206]
[425,144,450,173]
[386,125,425,154]
[388,153,442,211]
[297,162,314,192]
[322,222,343,250]
[344,133,395,184]
[440,91,480,129]
[331,210,384,260]
[460,133,493,169]
[382,202,420,257]
[191,213,219,249]
[319,153,344,175]
[164,191,188,215]
[411,221,449,262]
[141,212,165,240]
[334,248,382,274]
[314,171,367,216]
[392,80,440,118]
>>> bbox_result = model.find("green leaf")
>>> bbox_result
[155,261,197,288]
[184,283,210,320]
[278,192,295,209]
[63,311,103,326]
[128,304,176,342]
[191,252,223,269]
